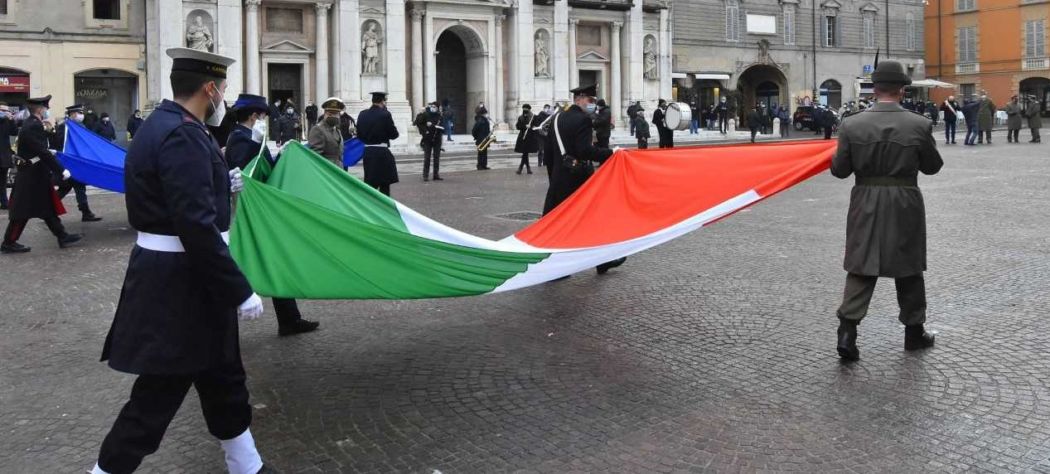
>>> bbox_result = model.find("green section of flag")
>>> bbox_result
[230,143,549,299]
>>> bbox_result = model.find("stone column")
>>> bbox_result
[553,0,569,101]
[659,6,671,99]
[411,9,424,110]
[217,0,244,98]
[385,0,408,103]
[424,13,436,103]
[245,0,262,94]
[568,19,579,90]
[315,3,331,101]
[611,21,622,125]
[516,0,535,107]
[337,0,360,102]
[627,5,644,107]
[495,15,505,126]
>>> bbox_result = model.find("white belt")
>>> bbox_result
[137,231,230,252]
[364,143,389,148]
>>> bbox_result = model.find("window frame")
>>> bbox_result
[0,0,16,25]
[955,0,975,13]
[958,26,977,63]
[824,15,838,47]
[783,6,796,45]
[85,0,128,29]
[906,13,917,51]
[1025,19,1046,58]
[726,0,741,42]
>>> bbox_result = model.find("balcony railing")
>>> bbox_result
[955,62,980,74]
[1022,57,1050,71]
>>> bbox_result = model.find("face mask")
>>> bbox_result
[585,103,597,114]
[252,119,267,141]
[428,106,437,113]
[205,84,225,127]
[286,108,294,115]
[102,118,110,123]
[43,109,51,120]
[325,115,340,127]
[72,113,84,123]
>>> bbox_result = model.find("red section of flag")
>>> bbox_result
[515,140,837,249]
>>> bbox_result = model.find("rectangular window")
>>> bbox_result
[960,83,975,100]
[0,1,7,16]
[958,26,976,63]
[784,9,796,45]
[906,16,917,51]
[746,14,777,34]
[266,7,304,33]
[863,16,875,48]
[956,0,975,12]
[93,0,120,20]
[825,16,837,47]
[1026,20,1046,58]
[726,4,740,41]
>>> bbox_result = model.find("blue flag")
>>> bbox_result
[57,120,126,193]
[342,138,364,168]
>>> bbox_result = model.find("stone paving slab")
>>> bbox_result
[1,133,1049,473]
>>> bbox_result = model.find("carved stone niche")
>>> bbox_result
[185,9,216,52]
[361,19,385,75]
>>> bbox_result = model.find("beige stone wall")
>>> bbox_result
[0,40,145,110]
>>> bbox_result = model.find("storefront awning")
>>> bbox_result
[0,75,30,93]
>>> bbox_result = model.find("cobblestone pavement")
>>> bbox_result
[2,133,1050,473]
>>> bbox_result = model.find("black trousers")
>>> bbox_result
[1008,129,1020,142]
[718,116,728,133]
[1031,128,1042,142]
[0,167,8,207]
[596,134,610,149]
[518,153,532,173]
[476,150,488,169]
[422,142,441,179]
[637,138,648,149]
[836,273,926,326]
[273,298,303,326]
[97,361,252,474]
[983,129,992,142]
[3,216,67,244]
[750,128,759,143]
[371,183,391,196]
[823,126,833,140]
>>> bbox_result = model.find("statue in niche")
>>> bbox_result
[186,14,214,52]
[643,36,658,79]
[534,32,550,77]
[362,22,383,74]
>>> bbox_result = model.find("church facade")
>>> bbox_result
[145,0,671,140]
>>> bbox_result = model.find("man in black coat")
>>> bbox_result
[747,104,763,143]
[304,101,318,130]
[53,104,103,222]
[514,104,540,174]
[414,101,444,181]
[542,84,624,275]
[535,104,552,167]
[357,91,400,196]
[0,103,19,209]
[1,95,82,254]
[126,109,144,140]
[717,97,730,134]
[96,112,118,141]
[593,99,613,149]
[653,99,674,148]
[91,48,271,474]
[226,93,320,337]
[626,101,639,135]
[472,110,492,170]
[276,106,300,145]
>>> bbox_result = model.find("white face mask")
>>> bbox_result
[585,103,597,113]
[251,118,267,143]
[72,113,84,123]
[205,84,226,127]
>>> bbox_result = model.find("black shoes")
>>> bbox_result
[433,176,444,181]
[423,176,429,182]
[837,319,860,361]
[1,242,30,253]
[904,324,935,351]
[58,234,82,248]
[596,257,627,275]
[82,212,102,222]
[278,319,320,337]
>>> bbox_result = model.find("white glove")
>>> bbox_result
[229,167,244,193]
[61,169,71,180]
[237,293,264,321]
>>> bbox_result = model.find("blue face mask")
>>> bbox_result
[585,103,597,114]
[43,109,51,120]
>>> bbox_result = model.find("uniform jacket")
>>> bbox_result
[414,110,444,146]
[9,116,65,220]
[542,105,614,214]
[634,116,651,139]
[747,110,764,130]
[593,106,613,138]
[471,115,491,145]
[1004,102,1024,130]
[357,105,400,186]
[514,112,540,153]
[831,101,943,278]
[96,120,117,141]
[1026,102,1043,129]
[225,124,271,171]
[977,99,996,130]
[277,113,300,143]
[939,101,959,123]
[307,120,344,166]
[102,100,253,375]
[652,108,667,131]
[0,116,16,168]
[127,115,144,139]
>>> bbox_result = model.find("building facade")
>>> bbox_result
[141,0,669,141]
[0,0,146,145]
[672,0,926,121]
[925,0,1049,113]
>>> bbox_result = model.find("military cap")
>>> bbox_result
[571,84,598,98]
[870,60,912,86]
[65,104,85,114]
[321,97,346,111]
[166,47,236,79]
[25,95,52,108]
[370,91,388,103]
[232,94,270,114]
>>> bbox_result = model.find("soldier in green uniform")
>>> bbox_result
[830,61,943,361]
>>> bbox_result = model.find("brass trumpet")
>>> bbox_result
[477,132,496,151]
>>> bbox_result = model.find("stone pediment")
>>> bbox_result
[821,0,842,8]
[859,2,879,11]
[261,40,314,54]
[577,50,610,62]
[360,6,385,15]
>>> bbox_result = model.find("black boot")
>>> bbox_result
[58,233,82,248]
[279,319,320,337]
[837,319,860,361]
[904,324,935,351]
[596,257,627,275]
[1,242,30,253]
[82,211,102,222]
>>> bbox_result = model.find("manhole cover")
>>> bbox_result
[491,211,542,221]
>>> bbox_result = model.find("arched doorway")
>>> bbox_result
[736,64,787,122]
[435,25,486,133]
[0,66,31,105]
[74,68,139,146]
[1020,77,1050,117]
[820,79,842,109]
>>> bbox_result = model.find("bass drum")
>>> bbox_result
[664,102,692,131]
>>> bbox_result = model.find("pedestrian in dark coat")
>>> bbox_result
[747,105,763,143]
[939,96,959,144]
[514,104,539,174]
[717,97,729,134]
[1,96,81,253]
[653,99,674,148]
[830,61,942,362]
[593,99,612,148]
[962,99,979,145]
[472,112,491,170]
[96,113,118,141]
[0,103,16,209]
[127,110,144,140]
[977,92,995,144]
[626,102,639,135]
[633,109,650,149]
[357,91,400,195]
[276,107,300,145]
[414,101,444,181]
[92,48,270,474]
[1005,96,1023,143]
[53,104,103,221]
[304,101,318,130]
[1025,96,1042,143]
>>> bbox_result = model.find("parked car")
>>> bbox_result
[793,106,839,131]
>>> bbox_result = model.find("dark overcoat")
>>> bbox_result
[542,105,614,214]
[357,105,400,186]
[1026,101,1043,129]
[0,116,15,168]
[514,112,540,153]
[1004,102,1024,130]
[593,106,612,141]
[831,101,943,278]
[977,99,996,130]
[225,124,271,170]
[102,100,253,375]
[9,116,65,220]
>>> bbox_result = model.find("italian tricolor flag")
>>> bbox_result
[230,140,836,299]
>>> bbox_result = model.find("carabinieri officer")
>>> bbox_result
[357,91,400,196]
[90,48,273,474]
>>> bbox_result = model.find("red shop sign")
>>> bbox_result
[0,75,30,93]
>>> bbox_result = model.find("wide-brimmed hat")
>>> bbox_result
[871,60,912,86]
[232,94,270,114]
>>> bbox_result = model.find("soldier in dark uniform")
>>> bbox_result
[0,103,18,209]
[53,104,103,222]
[831,60,942,361]
[90,48,272,474]
[653,99,674,148]
[535,104,552,167]
[414,101,444,181]
[542,84,624,275]
[226,93,321,338]
[1,95,82,254]
[472,109,492,170]
[357,91,400,196]
[593,99,612,149]
[514,104,539,174]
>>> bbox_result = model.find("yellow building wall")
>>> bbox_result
[0,40,145,110]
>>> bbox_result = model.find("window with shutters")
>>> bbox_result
[863,14,876,49]
[906,14,917,51]
[1025,20,1046,58]
[784,7,796,45]
[726,0,740,41]
[960,83,975,100]
[956,0,975,12]
[958,26,976,63]
[824,16,838,47]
